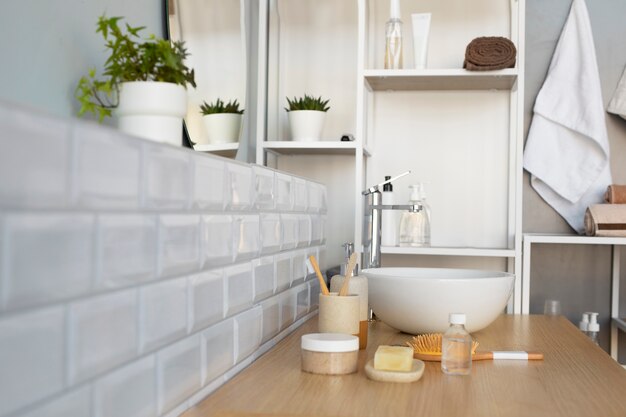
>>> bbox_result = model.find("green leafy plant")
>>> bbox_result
[199,99,244,115]
[285,94,330,112]
[75,14,196,121]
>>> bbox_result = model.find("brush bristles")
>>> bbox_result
[407,333,479,355]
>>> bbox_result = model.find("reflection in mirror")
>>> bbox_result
[167,0,247,159]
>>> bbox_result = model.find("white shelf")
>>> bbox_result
[363,68,518,91]
[614,318,626,333]
[193,143,239,158]
[262,141,371,156]
[524,233,626,245]
[381,246,515,258]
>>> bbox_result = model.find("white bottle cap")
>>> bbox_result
[409,183,426,201]
[449,313,466,325]
[579,313,589,331]
[390,0,401,19]
[301,333,359,352]
[587,312,600,332]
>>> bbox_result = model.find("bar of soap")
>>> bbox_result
[374,345,414,372]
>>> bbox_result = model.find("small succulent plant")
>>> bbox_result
[285,94,330,112]
[200,98,244,115]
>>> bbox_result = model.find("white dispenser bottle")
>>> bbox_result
[441,313,472,376]
[398,183,431,247]
[381,176,397,247]
[384,0,403,69]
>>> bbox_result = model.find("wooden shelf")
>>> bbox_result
[193,142,239,158]
[363,68,518,91]
[262,141,371,156]
[381,246,515,258]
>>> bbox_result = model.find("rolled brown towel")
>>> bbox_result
[584,204,626,236]
[604,185,626,204]
[463,37,517,71]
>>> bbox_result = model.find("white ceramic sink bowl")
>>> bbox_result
[361,267,514,334]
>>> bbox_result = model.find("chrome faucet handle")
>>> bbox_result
[362,170,411,195]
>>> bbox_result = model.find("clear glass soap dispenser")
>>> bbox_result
[384,0,403,69]
[398,183,430,247]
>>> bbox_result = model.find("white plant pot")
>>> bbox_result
[201,113,243,145]
[116,81,187,146]
[288,110,326,141]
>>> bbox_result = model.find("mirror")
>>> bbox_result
[166,0,250,159]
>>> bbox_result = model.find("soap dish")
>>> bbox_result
[364,359,425,383]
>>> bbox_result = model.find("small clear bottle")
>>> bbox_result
[587,312,600,346]
[441,313,472,376]
[398,183,431,247]
[384,0,403,69]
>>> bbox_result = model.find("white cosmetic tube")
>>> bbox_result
[411,13,431,69]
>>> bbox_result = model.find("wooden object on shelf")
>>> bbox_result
[183,315,626,417]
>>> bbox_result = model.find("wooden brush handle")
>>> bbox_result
[339,252,358,296]
[308,255,329,295]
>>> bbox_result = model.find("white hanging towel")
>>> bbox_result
[523,0,612,234]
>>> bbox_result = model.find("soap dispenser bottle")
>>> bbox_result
[399,183,431,247]
[330,243,369,350]
[381,176,397,247]
[384,0,403,69]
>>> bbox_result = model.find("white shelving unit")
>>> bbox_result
[193,143,239,158]
[522,233,626,363]
[254,0,525,288]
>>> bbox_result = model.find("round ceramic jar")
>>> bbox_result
[301,333,359,375]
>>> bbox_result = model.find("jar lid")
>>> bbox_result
[301,333,359,352]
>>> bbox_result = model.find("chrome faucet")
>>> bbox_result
[362,171,422,269]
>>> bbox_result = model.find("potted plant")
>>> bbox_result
[285,94,330,141]
[75,15,196,146]
[199,99,244,145]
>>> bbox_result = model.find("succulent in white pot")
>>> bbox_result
[199,99,244,145]
[285,94,330,141]
[75,14,196,146]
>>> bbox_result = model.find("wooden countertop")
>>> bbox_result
[184,315,626,417]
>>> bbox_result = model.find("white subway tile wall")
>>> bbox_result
[0,104,325,417]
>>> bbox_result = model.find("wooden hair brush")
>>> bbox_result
[407,333,544,361]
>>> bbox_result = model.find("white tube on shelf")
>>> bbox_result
[411,13,431,70]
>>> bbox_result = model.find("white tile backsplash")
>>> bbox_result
[2,213,93,310]
[0,306,65,416]
[201,215,233,267]
[274,252,292,293]
[75,124,141,208]
[17,386,91,417]
[0,105,327,417]
[193,156,227,210]
[233,214,260,261]
[224,263,253,316]
[68,290,138,384]
[295,285,310,320]
[201,319,234,385]
[94,355,156,417]
[260,296,280,344]
[226,163,253,211]
[159,215,201,278]
[292,177,308,212]
[253,165,275,210]
[279,289,296,330]
[140,278,188,353]
[274,172,293,211]
[97,214,157,289]
[234,306,262,363]
[0,108,69,208]
[157,335,201,415]
[252,256,275,302]
[280,214,298,250]
[144,144,191,210]
[188,270,224,332]
[309,280,321,311]
[259,213,281,254]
